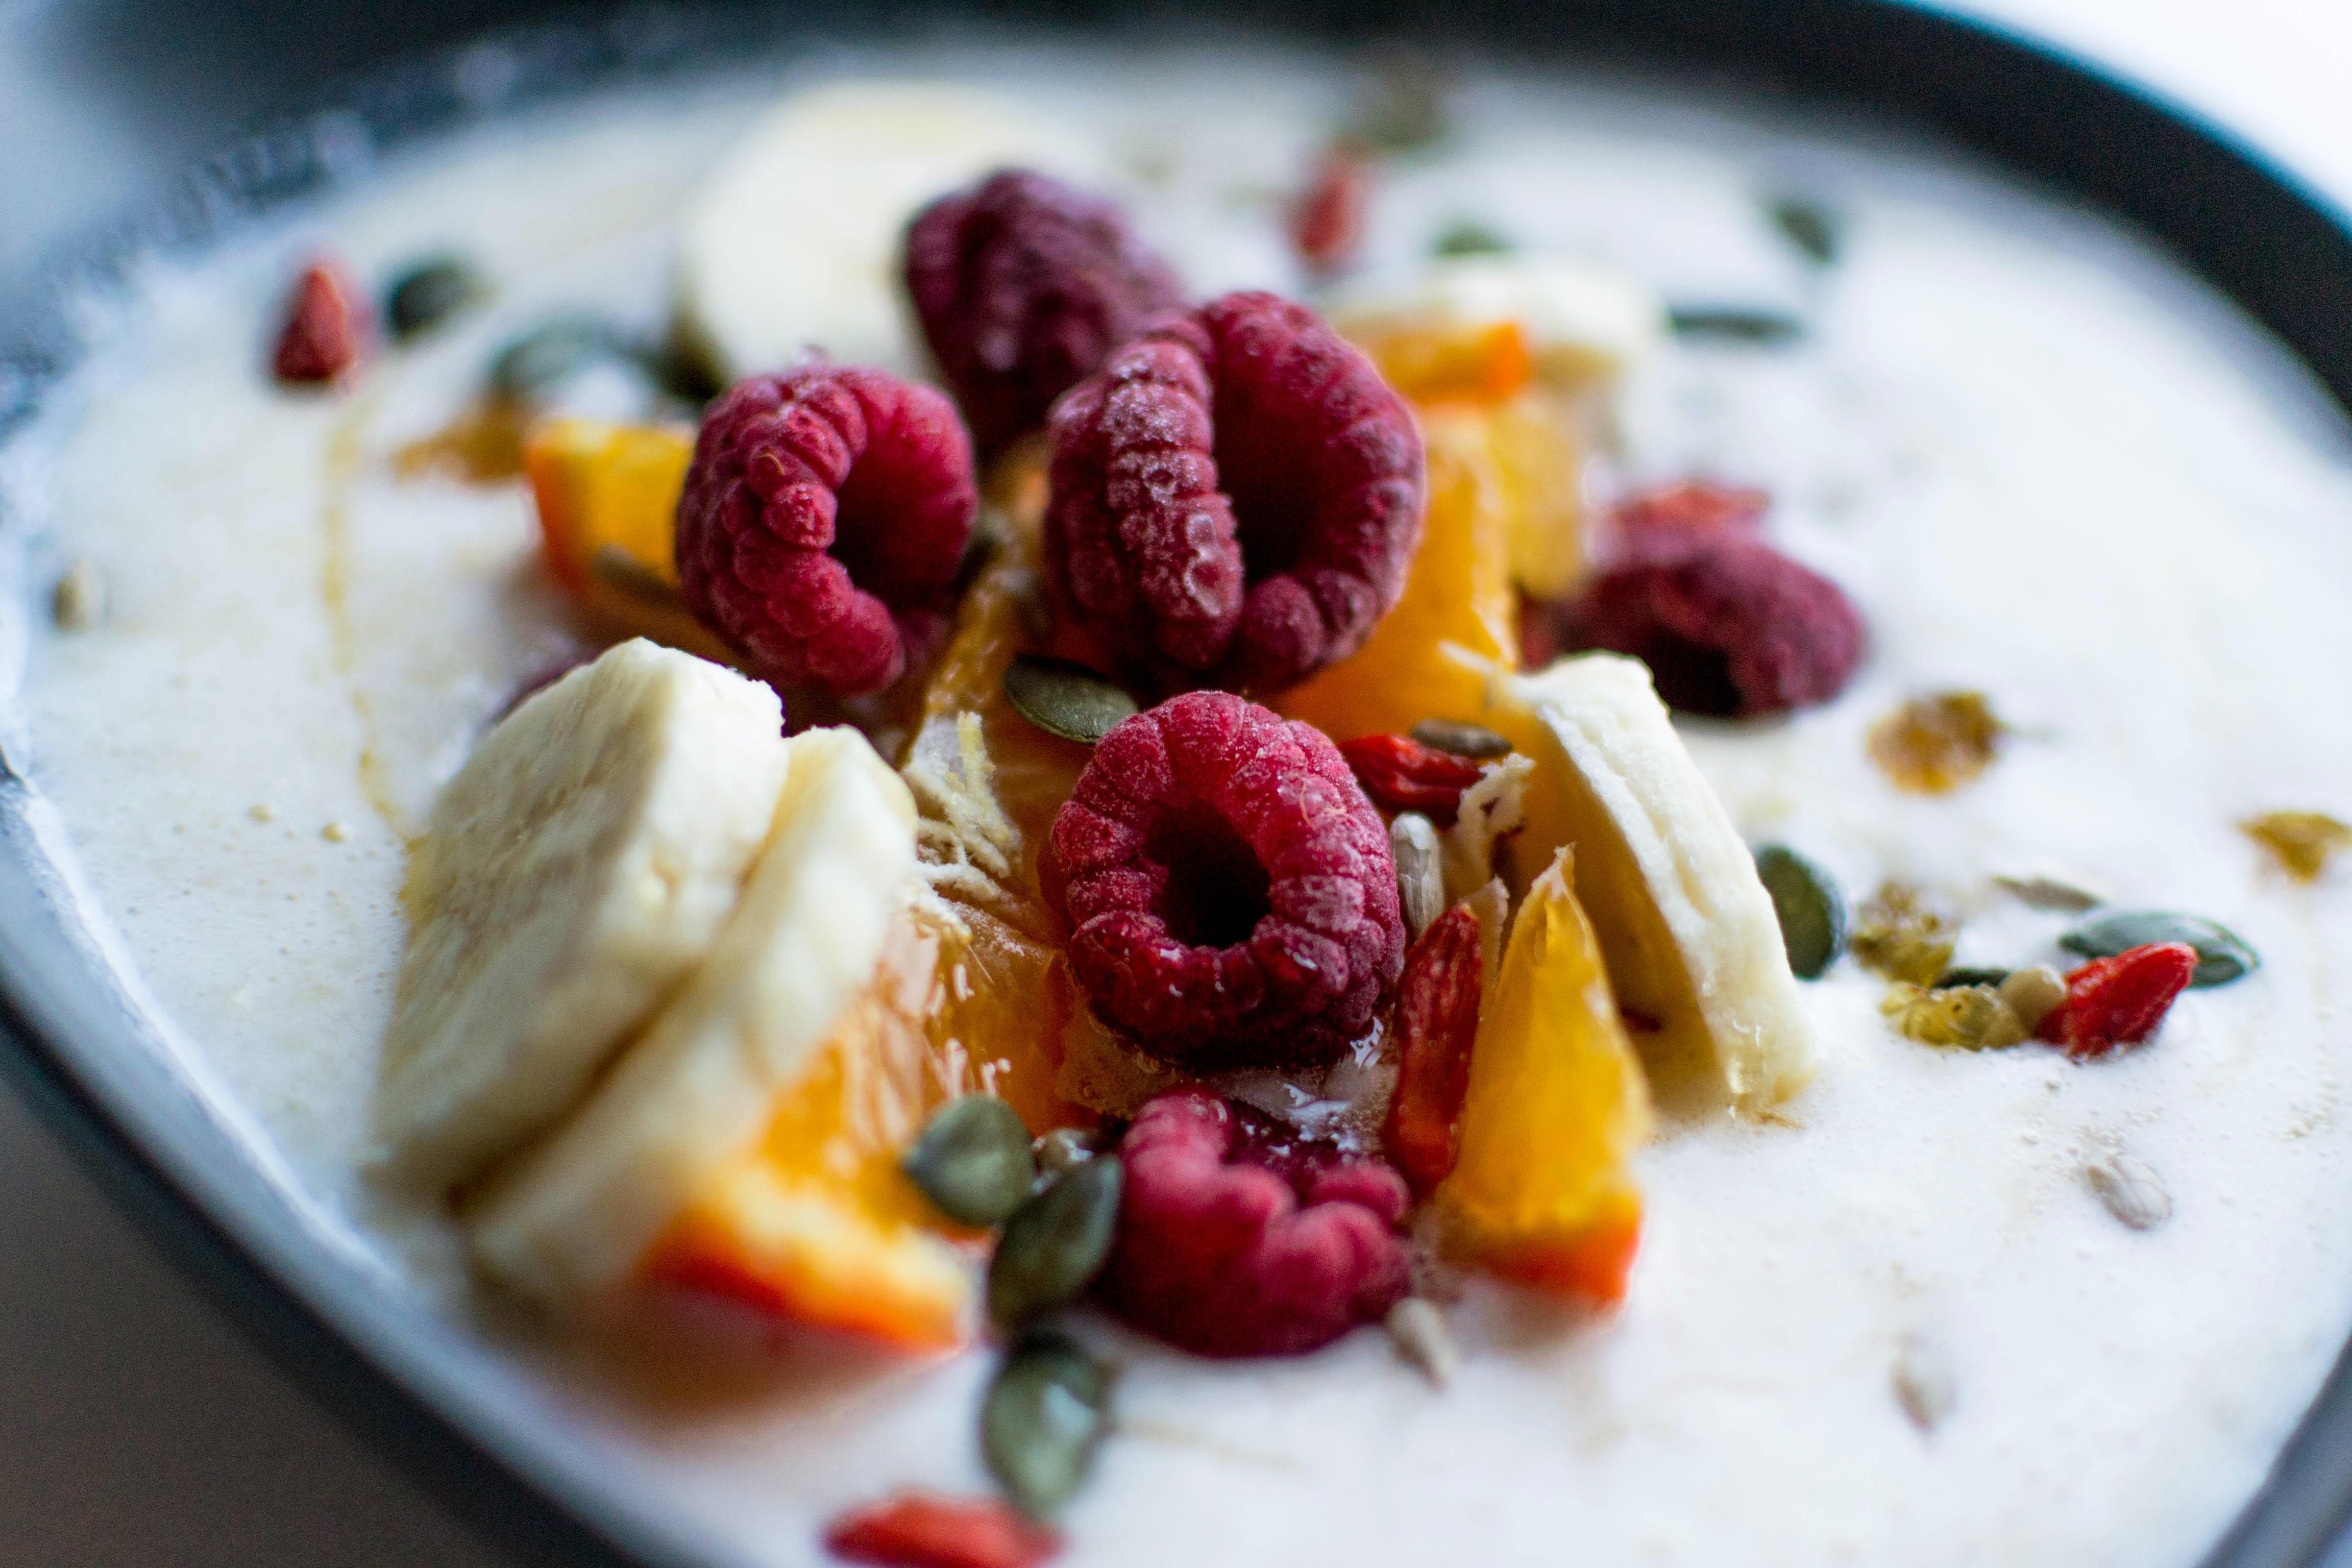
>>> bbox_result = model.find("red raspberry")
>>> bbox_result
[1562,532,1865,717]
[2038,942,2197,1061]
[1044,291,1425,693]
[904,168,1184,461]
[823,1492,1061,1568]
[675,366,976,697]
[271,259,368,384]
[1049,691,1406,1069]
[1097,1090,1412,1358]
[1337,733,1487,826]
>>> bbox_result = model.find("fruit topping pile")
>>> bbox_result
[321,79,2278,1564]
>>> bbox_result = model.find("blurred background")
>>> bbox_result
[1,0,2348,1562]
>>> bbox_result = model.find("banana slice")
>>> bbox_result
[675,81,1096,383]
[372,641,790,1195]
[1333,254,1665,393]
[470,725,917,1303]
[1499,654,1814,1116]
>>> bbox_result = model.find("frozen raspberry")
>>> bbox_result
[1049,691,1405,1069]
[675,366,976,697]
[904,169,1184,461]
[1044,290,1425,693]
[1561,532,1865,718]
[1097,1090,1412,1358]
[271,259,368,384]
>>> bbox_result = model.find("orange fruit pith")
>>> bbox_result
[1435,845,1652,1306]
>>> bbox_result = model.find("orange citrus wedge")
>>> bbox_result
[1434,844,1652,1304]
[522,418,732,661]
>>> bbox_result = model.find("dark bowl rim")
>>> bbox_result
[5,4,2352,1566]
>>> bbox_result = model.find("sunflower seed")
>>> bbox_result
[1390,813,1445,939]
[51,557,105,631]
[904,1095,1037,1228]
[1408,719,1513,760]
[2084,1151,2171,1231]
[1892,1336,1956,1431]
[988,1155,1124,1330]
[1993,874,2104,913]
[1755,845,1845,980]
[982,1332,1113,1520]
[1386,1297,1458,1388]
[2059,911,2257,988]
[1002,656,1139,745]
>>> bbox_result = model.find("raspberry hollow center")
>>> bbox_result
[1146,804,1272,949]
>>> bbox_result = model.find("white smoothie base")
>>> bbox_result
[4,42,2351,1568]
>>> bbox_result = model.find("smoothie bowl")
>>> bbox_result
[4,6,2352,1567]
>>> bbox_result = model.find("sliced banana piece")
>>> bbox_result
[373,640,790,1195]
[675,81,1098,383]
[1500,654,1814,1116]
[470,725,918,1303]
[1334,254,1665,391]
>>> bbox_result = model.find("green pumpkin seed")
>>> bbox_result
[1408,718,1513,760]
[1755,845,1844,980]
[904,1096,1037,1228]
[1667,307,1805,346]
[2059,911,2258,988]
[385,256,486,341]
[1032,1126,1105,1178]
[1768,197,1841,268]
[989,1155,1123,1331]
[489,315,627,401]
[982,1332,1113,1520]
[1002,656,1139,745]
[1431,220,1511,257]
[1937,965,2012,989]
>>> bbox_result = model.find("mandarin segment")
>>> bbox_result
[1274,403,1521,741]
[522,418,731,660]
[1434,846,1651,1304]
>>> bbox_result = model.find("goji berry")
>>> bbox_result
[271,259,368,384]
[1612,480,1769,541]
[823,1492,1061,1568]
[1337,733,1487,826]
[1291,144,1374,273]
[2037,942,2197,1061]
[1382,905,1483,1196]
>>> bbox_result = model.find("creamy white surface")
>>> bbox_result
[6,45,2352,1568]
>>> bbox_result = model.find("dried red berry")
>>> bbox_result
[2038,942,2197,1061]
[1382,906,1483,1196]
[1098,1089,1412,1358]
[1337,733,1487,827]
[904,168,1185,461]
[1562,533,1865,718]
[1049,691,1406,1069]
[1043,290,1425,693]
[823,1492,1061,1568]
[1290,145,1375,274]
[675,366,976,697]
[1612,480,1769,541]
[271,260,368,384]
